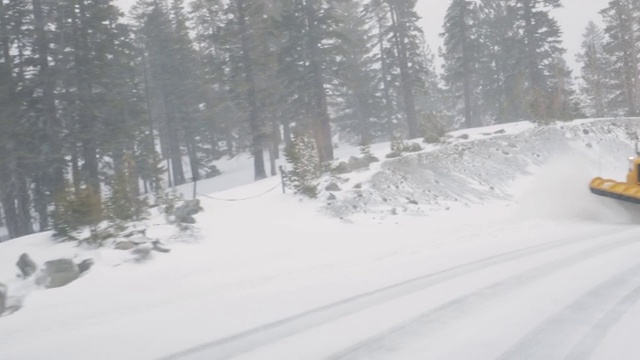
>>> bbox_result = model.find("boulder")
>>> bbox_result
[0,282,6,315]
[405,142,423,153]
[347,154,379,171]
[348,156,368,170]
[151,240,170,253]
[132,245,153,263]
[332,162,351,175]
[385,150,402,159]
[174,200,202,224]
[364,154,380,164]
[325,182,341,192]
[16,253,37,278]
[114,241,136,250]
[40,259,80,289]
[78,259,94,274]
[327,193,337,201]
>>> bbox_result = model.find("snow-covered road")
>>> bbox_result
[162,224,640,360]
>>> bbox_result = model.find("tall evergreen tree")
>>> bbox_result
[332,0,382,145]
[600,0,640,116]
[363,0,432,139]
[577,21,614,118]
[512,0,567,121]
[0,0,35,238]
[441,0,484,128]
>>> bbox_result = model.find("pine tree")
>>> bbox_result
[600,0,640,116]
[0,0,36,238]
[512,0,566,122]
[229,0,268,180]
[332,0,382,145]
[441,0,484,128]
[577,21,614,118]
[284,131,321,198]
[363,0,431,139]
[133,0,187,186]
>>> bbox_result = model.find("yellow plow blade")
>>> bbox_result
[589,177,640,204]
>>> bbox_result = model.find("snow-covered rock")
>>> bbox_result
[38,259,80,289]
[173,199,202,224]
[16,253,37,278]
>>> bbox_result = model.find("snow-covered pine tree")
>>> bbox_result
[284,132,321,198]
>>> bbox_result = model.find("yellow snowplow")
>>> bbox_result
[590,156,640,204]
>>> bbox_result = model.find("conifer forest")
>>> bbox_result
[0,0,638,239]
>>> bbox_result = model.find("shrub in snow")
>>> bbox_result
[52,185,103,240]
[52,178,152,245]
[283,132,321,198]
[421,112,447,144]
[105,173,148,223]
[157,189,183,215]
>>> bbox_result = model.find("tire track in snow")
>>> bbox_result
[496,266,640,360]
[329,234,640,360]
[161,228,638,360]
[565,285,640,360]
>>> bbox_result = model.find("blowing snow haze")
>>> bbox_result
[116,0,607,74]
[4,0,640,359]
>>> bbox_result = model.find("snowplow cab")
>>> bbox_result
[590,156,640,204]
[627,156,640,185]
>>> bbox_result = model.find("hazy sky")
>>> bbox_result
[116,0,609,74]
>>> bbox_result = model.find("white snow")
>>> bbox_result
[1,118,640,360]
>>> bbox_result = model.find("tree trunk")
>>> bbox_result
[303,0,333,162]
[74,0,100,197]
[389,2,419,139]
[33,0,64,195]
[33,175,49,231]
[376,13,395,140]
[237,0,267,180]
[459,1,473,128]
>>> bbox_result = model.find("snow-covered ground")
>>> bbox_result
[1,118,640,360]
